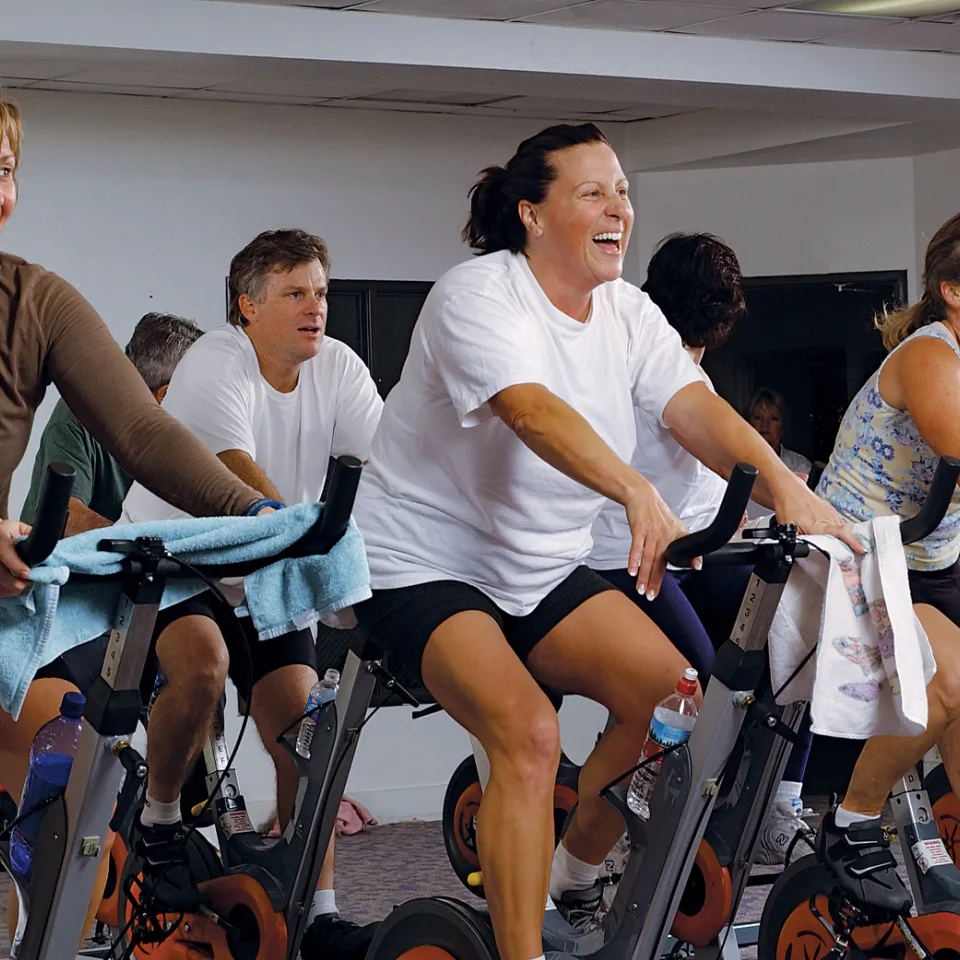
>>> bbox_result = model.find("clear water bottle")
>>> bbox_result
[10,692,86,879]
[296,668,341,758]
[627,668,698,820]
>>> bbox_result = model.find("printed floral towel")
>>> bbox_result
[768,515,935,739]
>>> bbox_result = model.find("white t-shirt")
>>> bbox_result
[352,250,701,615]
[589,367,727,570]
[122,325,383,522]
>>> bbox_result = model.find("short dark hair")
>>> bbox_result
[124,313,202,393]
[228,228,331,327]
[642,233,746,350]
[462,123,609,256]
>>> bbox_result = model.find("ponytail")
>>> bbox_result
[875,212,960,352]
[875,297,936,352]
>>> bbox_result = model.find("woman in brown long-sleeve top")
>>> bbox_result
[0,97,269,944]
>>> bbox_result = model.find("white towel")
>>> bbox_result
[768,515,935,739]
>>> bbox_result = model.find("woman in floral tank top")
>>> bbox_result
[810,212,960,918]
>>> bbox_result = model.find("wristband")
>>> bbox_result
[244,498,286,516]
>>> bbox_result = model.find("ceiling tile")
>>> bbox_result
[203,67,392,99]
[177,89,327,104]
[351,0,587,17]
[23,80,190,97]
[483,94,663,113]
[522,1,744,30]
[54,60,241,90]
[669,0,785,6]
[361,88,508,104]
[818,17,960,47]
[321,97,479,113]
[673,8,891,40]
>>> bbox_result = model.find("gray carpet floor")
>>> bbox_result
[0,800,905,960]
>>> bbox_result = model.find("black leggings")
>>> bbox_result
[596,564,813,783]
[909,559,960,625]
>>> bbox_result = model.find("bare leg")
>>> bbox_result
[148,616,230,803]
[527,590,696,865]
[843,604,960,816]
[422,612,560,960]
[249,664,335,890]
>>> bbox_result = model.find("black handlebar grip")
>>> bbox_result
[900,455,960,546]
[310,455,363,554]
[15,462,75,566]
[665,462,758,568]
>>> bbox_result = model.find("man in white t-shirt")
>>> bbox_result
[121,229,383,959]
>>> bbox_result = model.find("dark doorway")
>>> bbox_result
[702,271,907,464]
[326,279,433,398]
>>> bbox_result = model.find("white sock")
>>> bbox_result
[775,780,803,805]
[529,955,546,960]
[549,842,600,900]
[307,889,338,923]
[835,804,878,829]
[140,793,181,829]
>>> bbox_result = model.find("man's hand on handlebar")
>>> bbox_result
[0,518,33,596]
[625,476,700,600]
[772,474,864,554]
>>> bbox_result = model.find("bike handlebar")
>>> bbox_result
[900,455,960,545]
[14,455,364,576]
[14,462,75,566]
[664,463,757,568]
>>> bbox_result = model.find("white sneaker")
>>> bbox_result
[754,798,816,866]
[599,832,631,886]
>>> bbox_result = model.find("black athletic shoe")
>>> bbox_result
[131,818,205,914]
[555,881,605,933]
[300,913,381,960]
[816,810,911,918]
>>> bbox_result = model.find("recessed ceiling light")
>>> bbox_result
[789,0,960,15]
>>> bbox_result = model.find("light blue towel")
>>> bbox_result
[0,503,370,718]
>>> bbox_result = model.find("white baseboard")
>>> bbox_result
[346,783,446,824]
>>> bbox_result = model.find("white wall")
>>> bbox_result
[913,147,960,284]
[627,158,916,292]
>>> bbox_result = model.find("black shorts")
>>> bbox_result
[34,591,317,701]
[354,565,615,681]
[909,560,960,626]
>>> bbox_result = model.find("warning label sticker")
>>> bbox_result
[219,809,255,839]
[911,838,952,874]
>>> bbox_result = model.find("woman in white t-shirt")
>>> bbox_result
[352,124,857,959]
[589,232,814,867]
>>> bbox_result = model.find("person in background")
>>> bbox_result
[120,228,383,959]
[747,387,812,476]
[21,313,202,534]
[589,232,814,866]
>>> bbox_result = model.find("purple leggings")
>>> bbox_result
[595,564,812,783]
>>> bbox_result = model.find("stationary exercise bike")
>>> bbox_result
[367,457,960,960]
[759,473,960,960]
[438,469,827,949]
[0,455,402,960]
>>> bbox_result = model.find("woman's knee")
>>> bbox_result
[488,704,561,791]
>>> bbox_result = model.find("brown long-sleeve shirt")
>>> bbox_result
[0,253,263,520]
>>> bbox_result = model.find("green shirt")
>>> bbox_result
[21,398,132,525]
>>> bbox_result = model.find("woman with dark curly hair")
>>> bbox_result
[589,232,814,865]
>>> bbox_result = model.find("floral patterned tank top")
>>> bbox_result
[818,322,960,571]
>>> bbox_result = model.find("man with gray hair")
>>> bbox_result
[22,312,202,534]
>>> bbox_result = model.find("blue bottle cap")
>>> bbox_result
[60,691,86,720]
